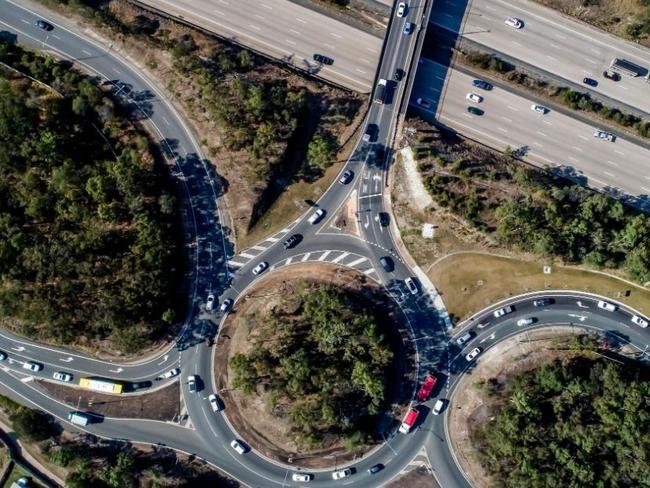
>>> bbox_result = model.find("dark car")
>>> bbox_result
[313,53,334,65]
[472,79,492,90]
[35,19,53,31]
[339,169,354,184]
[368,464,384,475]
[467,106,484,116]
[379,256,394,272]
[376,212,390,227]
[363,123,379,143]
[283,234,302,249]
[533,298,553,307]
[603,70,620,81]
[582,77,598,87]
[393,69,404,81]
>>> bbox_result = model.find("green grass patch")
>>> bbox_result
[2,464,45,488]
[429,253,650,322]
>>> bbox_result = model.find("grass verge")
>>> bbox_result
[2,463,45,488]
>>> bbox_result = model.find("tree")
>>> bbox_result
[10,407,54,442]
[307,133,337,170]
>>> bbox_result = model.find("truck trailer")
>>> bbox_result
[374,79,387,104]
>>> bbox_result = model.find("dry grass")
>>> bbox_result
[428,252,650,322]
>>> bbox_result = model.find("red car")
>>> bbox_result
[416,375,437,402]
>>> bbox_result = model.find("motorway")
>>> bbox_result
[431,0,650,115]
[411,59,650,204]
[133,0,382,92]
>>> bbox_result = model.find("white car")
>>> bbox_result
[593,130,615,141]
[230,439,247,455]
[396,2,407,17]
[531,104,548,114]
[517,317,534,327]
[465,347,481,362]
[22,361,43,372]
[493,305,513,318]
[415,97,431,109]
[205,294,215,312]
[597,300,616,312]
[332,468,352,480]
[187,375,198,393]
[252,261,268,275]
[504,17,523,29]
[405,277,419,295]
[220,298,233,313]
[292,473,313,482]
[0,351,6,361]
[456,332,472,346]
[432,399,445,415]
[631,315,648,328]
[308,208,326,224]
[208,393,222,412]
[162,367,180,379]
[53,372,73,382]
[466,92,483,103]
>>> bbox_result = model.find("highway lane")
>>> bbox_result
[411,58,650,205]
[431,0,650,115]
[134,0,382,92]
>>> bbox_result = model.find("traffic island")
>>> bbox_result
[214,263,414,468]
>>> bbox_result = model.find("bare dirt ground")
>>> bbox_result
[386,465,441,488]
[448,327,598,488]
[214,263,413,468]
[38,381,180,421]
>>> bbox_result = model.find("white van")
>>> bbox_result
[308,209,325,224]
[68,411,91,426]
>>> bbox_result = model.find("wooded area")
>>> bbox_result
[0,41,180,352]
[229,285,394,449]
[472,357,650,487]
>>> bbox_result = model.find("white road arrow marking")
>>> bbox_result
[576,301,589,309]
[364,216,370,229]
[568,314,588,322]
[480,333,496,344]
[21,376,34,383]
[59,357,73,363]
[157,354,169,366]
[11,346,25,352]
[109,368,123,373]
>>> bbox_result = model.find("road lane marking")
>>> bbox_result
[295,17,307,23]
[542,120,552,126]
[251,245,266,251]
[506,105,519,111]
[363,268,376,276]
[550,43,561,49]
[604,171,614,177]
[606,160,619,167]
[301,253,311,262]
[82,49,92,56]
[578,135,588,141]
[585,58,597,64]
[347,257,368,267]
[318,250,332,261]
[239,252,255,259]
[213,9,225,15]
[289,29,300,35]
[286,39,296,46]
[536,131,547,137]
[571,146,583,152]
[568,156,578,162]
[249,24,261,31]
[331,252,350,264]
[330,32,343,39]
[614,150,625,155]
[266,237,279,242]
[497,127,508,133]
[501,116,512,122]
[254,14,265,20]
[641,187,650,193]
[285,257,293,265]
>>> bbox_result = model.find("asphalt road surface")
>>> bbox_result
[411,59,650,209]
[134,0,382,92]
[430,0,650,115]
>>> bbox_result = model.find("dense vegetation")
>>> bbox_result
[472,357,650,488]
[230,285,394,448]
[0,41,179,352]
[414,126,650,284]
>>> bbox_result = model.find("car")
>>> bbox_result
[533,298,552,307]
[493,305,513,318]
[504,17,523,28]
[432,399,445,415]
[187,375,198,392]
[339,169,354,185]
[631,315,649,328]
[517,317,534,327]
[396,2,407,17]
[583,77,598,87]
[472,79,493,90]
[0,351,6,361]
[416,375,437,401]
[368,464,384,474]
[376,212,390,227]
[53,372,73,382]
[405,277,419,295]
[467,106,484,116]
[205,294,215,312]
[466,93,483,103]
[22,361,43,372]
[597,300,617,312]
[393,68,405,81]
[220,298,233,313]
[465,347,481,362]
[283,234,302,249]
[415,97,431,108]
[531,104,548,114]
[292,473,313,482]
[332,468,352,480]
[603,70,620,81]
[208,393,222,412]
[593,130,615,142]
[403,22,414,35]
[363,124,378,143]
[379,256,394,272]
[35,19,53,31]
[313,54,334,65]
[456,332,473,346]
[230,439,247,455]
[252,261,269,275]
[308,208,326,224]
[162,368,180,379]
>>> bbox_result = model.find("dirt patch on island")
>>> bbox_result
[214,263,414,468]
[447,327,601,488]
[38,381,180,421]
